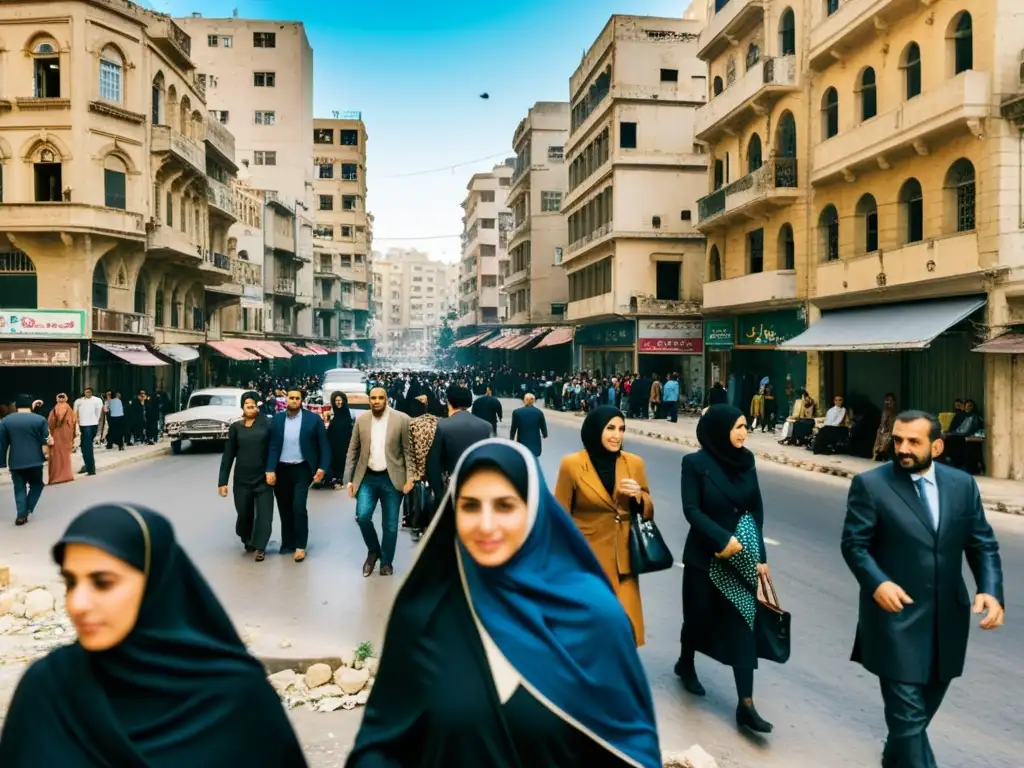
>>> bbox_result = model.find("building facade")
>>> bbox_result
[564,16,709,387]
[506,102,570,325]
[458,162,514,328]
[372,249,457,359]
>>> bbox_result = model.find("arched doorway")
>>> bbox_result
[0,250,38,309]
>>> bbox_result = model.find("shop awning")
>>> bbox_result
[506,327,550,351]
[973,333,1024,354]
[482,333,520,349]
[306,344,331,355]
[283,343,315,356]
[453,332,492,348]
[94,342,168,367]
[206,340,261,361]
[779,297,986,352]
[534,327,574,349]
[157,344,200,363]
[240,340,292,358]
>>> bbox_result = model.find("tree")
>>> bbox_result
[435,321,456,369]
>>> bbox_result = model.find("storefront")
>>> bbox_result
[636,319,704,398]
[0,309,86,407]
[576,321,634,375]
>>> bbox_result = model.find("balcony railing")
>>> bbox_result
[149,16,192,67]
[274,277,296,294]
[702,270,798,311]
[208,252,231,270]
[0,203,144,240]
[92,308,154,337]
[697,158,799,229]
[151,125,205,175]
[569,221,612,254]
[232,259,262,286]
[206,178,236,219]
[697,0,766,61]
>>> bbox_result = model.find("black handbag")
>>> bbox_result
[406,480,436,530]
[755,572,791,664]
[627,513,675,575]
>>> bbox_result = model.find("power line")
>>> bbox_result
[378,152,510,179]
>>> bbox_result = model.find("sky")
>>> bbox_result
[156,0,687,262]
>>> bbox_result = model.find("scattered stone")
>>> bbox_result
[307,684,343,699]
[353,689,370,706]
[23,589,54,619]
[662,744,718,768]
[338,648,355,668]
[316,697,346,713]
[0,591,17,615]
[363,657,379,678]
[304,663,333,689]
[267,669,299,693]
[334,666,369,695]
[10,602,26,619]
[279,639,292,649]
[340,696,359,710]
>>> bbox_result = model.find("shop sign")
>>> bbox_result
[0,309,86,338]
[0,341,80,366]
[704,319,735,350]
[738,310,804,346]
[241,285,264,307]
[637,320,702,354]
[575,320,635,347]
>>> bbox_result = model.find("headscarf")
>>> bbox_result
[581,405,625,498]
[349,440,660,768]
[697,404,755,475]
[50,395,72,426]
[406,394,428,418]
[0,504,306,768]
[329,390,351,423]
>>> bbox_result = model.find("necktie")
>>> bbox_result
[913,476,939,530]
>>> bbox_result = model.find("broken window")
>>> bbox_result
[341,163,358,181]
[33,42,60,98]
[314,128,334,144]
[340,129,358,146]
[253,32,276,48]
[33,152,62,202]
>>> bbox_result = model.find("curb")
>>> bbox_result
[0,445,171,488]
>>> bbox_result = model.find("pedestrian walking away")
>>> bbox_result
[46,394,76,486]
[509,393,548,457]
[425,385,492,520]
[840,410,1004,768]
[0,394,50,526]
[219,394,275,561]
[266,388,331,563]
[470,387,503,436]
[345,386,413,577]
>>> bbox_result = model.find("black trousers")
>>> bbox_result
[879,676,950,768]
[273,461,313,550]
[106,416,125,448]
[233,482,274,551]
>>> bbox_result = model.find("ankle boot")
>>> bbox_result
[736,700,773,733]
[673,658,706,696]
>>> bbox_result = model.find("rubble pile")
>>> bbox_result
[268,645,379,713]
[0,583,74,665]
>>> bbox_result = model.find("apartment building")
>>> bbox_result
[311,116,372,359]
[372,249,457,358]
[564,16,709,384]
[695,0,1024,479]
[176,13,316,340]
[0,0,245,398]
[458,162,514,329]
[505,102,570,325]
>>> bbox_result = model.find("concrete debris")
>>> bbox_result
[304,662,333,689]
[265,643,381,712]
[267,669,300,693]
[363,657,379,678]
[279,638,292,649]
[316,697,346,713]
[334,666,370,695]
[23,589,55,619]
[662,745,718,767]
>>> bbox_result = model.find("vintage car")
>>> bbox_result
[313,367,368,403]
[163,387,258,454]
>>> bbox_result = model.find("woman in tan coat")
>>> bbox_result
[554,405,654,646]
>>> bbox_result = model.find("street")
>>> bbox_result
[2,416,1022,768]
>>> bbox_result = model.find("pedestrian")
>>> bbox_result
[344,386,413,577]
[46,394,76,485]
[663,374,680,423]
[650,374,662,420]
[676,404,773,734]
[425,385,492,517]
[219,395,274,562]
[0,394,49,526]
[509,392,548,458]
[266,388,331,563]
[346,440,661,768]
[404,392,440,538]
[840,410,1004,768]
[553,405,654,647]
[105,391,125,451]
[0,503,307,767]
[470,386,503,436]
[323,392,353,489]
[73,387,104,476]
[129,390,148,445]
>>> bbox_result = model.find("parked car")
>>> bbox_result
[163,387,258,455]
[314,368,368,403]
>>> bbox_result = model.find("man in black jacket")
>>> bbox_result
[841,410,1004,768]
[426,385,491,512]
[470,386,503,436]
[509,393,547,457]
[0,394,50,525]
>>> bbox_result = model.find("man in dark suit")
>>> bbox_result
[266,388,331,562]
[470,386,503,435]
[841,410,1004,768]
[426,385,491,515]
[509,393,547,457]
[0,394,49,526]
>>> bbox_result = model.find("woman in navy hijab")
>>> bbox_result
[346,439,661,768]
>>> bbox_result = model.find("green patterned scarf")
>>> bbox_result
[708,513,762,631]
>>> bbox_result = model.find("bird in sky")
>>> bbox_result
[479,93,490,100]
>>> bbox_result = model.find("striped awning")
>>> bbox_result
[306,344,331,355]
[95,343,167,367]
[283,343,315,356]
[206,340,262,361]
[534,327,574,348]
[156,344,200,362]
[453,332,493,348]
[506,327,550,351]
[239,340,292,358]
[973,333,1024,354]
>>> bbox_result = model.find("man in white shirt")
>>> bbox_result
[345,387,413,577]
[73,387,104,475]
[813,395,850,455]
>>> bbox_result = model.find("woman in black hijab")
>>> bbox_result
[676,404,773,734]
[325,391,353,488]
[0,504,307,767]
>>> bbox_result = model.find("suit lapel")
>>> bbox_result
[934,463,951,539]
[888,466,937,538]
[578,454,617,511]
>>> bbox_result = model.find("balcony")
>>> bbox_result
[0,203,145,240]
[267,224,297,255]
[698,0,766,61]
[567,293,616,323]
[504,269,529,290]
[568,222,612,255]
[151,125,205,175]
[811,71,990,186]
[147,223,202,262]
[697,159,801,231]
[272,277,296,295]
[92,308,154,338]
[809,0,925,71]
[630,295,703,316]
[703,270,798,312]
[315,262,340,279]
[232,259,262,287]
[148,15,193,69]
[200,252,232,279]
[815,232,981,303]
[205,179,236,221]
[205,119,236,169]
[694,56,799,142]
[316,297,338,311]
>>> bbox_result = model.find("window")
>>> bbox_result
[103,156,127,210]
[945,158,976,233]
[746,43,760,71]
[99,47,123,102]
[253,150,276,166]
[254,110,275,125]
[660,68,678,82]
[314,128,334,144]
[620,121,637,149]
[856,194,879,253]
[207,35,219,47]
[714,158,725,190]
[92,262,108,310]
[859,68,877,121]
[333,129,356,146]
[318,195,333,211]
[341,225,352,237]
[548,145,564,162]
[819,205,840,262]
[903,43,922,100]
[747,134,763,172]
[166,191,173,225]
[713,76,724,96]
[826,0,839,15]
[779,9,796,57]
[821,87,839,139]
[951,12,973,75]
[33,149,62,202]
[778,224,795,270]
[253,72,276,87]
[681,210,692,221]
[253,32,276,48]
[341,163,358,181]
[317,163,334,179]
[708,246,722,282]
[747,228,765,274]
[314,225,334,240]
[481,190,495,203]
[342,195,357,210]
[209,109,229,123]
[33,41,60,98]
[222,36,233,48]
[554,247,563,265]
[541,191,563,212]
[899,178,924,243]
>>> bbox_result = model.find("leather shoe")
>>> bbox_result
[362,552,379,577]
[380,564,394,576]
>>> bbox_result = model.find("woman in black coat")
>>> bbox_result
[325,391,353,488]
[676,404,773,734]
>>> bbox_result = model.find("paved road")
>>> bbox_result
[1,418,1021,767]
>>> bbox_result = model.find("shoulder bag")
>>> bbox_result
[755,571,791,664]
[621,456,674,574]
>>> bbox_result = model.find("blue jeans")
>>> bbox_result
[11,466,44,519]
[355,471,403,566]
[80,425,97,472]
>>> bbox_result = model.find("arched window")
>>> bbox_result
[103,155,127,210]
[31,39,61,98]
[92,261,109,309]
[708,246,722,282]
[819,205,839,262]
[821,87,839,140]
[778,224,795,270]
[32,143,63,202]
[855,194,879,254]
[170,288,180,328]
[152,72,164,125]
[826,0,839,15]
[179,96,191,137]
[191,110,204,142]
[858,67,877,121]
[747,133,763,173]
[726,56,737,86]
[779,9,796,57]
[775,111,798,187]
[155,280,165,326]
[950,12,973,75]
[99,45,123,102]
[945,158,976,233]
[902,43,922,100]
[746,42,760,71]
[899,178,924,244]
[134,272,148,314]
[166,84,178,127]
[713,76,724,96]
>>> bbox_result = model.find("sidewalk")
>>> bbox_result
[498,398,1024,516]
[0,441,170,487]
